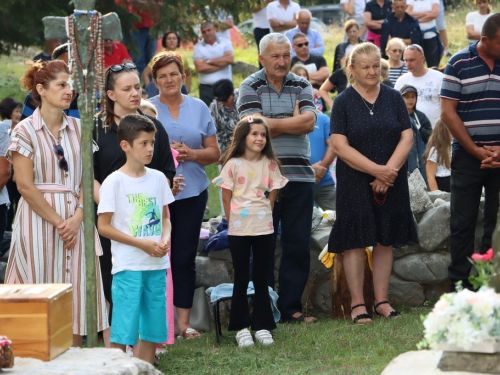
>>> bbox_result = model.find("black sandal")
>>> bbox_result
[351,304,372,324]
[374,301,400,319]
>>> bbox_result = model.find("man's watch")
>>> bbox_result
[279,21,284,26]
[206,59,211,65]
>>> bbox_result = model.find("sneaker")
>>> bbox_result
[235,328,254,347]
[254,330,274,345]
[126,345,134,357]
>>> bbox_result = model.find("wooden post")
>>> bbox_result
[42,0,121,348]
[331,251,375,319]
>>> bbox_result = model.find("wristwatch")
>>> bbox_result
[76,204,84,211]
[279,21,284,26]
[206,59,211,65]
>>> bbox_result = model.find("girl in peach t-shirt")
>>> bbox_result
[213,117,287,348]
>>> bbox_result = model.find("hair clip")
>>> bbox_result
[248,116,254,123]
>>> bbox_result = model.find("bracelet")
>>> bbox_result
[76,204,84,211]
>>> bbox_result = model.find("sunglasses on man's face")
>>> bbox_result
[54,144,69,172]
[405,44,424,55]
[295,42,309,48]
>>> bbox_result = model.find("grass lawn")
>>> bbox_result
[157,305,432,374]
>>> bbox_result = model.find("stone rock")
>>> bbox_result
[382,350,486,375]
[311,279,332,313]
[196,256,231,287]
[0,261,6,284]
[439,351,500,374]
[232,61,259,77]
[424,282,451,302]
[393,252,450,284]
[417,204,451,251]
[433,198,447,207]
[393,243,422,259]
[207,248,232,262]
[310,227,330,252]
[197,238,208,254]
[428,190,451,203]
[388,275,425,306]
[8,347,161,374]
[311,206,323,232]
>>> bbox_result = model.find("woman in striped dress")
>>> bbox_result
[5,60,108,346]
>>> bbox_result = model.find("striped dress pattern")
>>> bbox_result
[5,108,108,335]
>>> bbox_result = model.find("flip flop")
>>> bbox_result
[180,327,202,339]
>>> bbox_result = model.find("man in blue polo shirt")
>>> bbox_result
[440,13,500,291]
[237,33,317,323]
[380,0,421,56]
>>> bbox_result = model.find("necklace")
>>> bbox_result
[361,97,375,115]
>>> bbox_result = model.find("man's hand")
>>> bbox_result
[312,162,327,184]
[293,100,301,117]
[480,145,500,168]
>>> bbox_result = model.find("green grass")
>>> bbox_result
[157,306,431,374]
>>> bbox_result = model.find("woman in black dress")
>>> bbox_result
[329,43,418,324]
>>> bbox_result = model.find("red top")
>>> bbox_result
[115,0,156,28]
[104,42,132,67]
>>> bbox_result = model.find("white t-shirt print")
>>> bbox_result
[97,168,175,274]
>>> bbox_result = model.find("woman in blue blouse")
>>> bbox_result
[150,51,220,339]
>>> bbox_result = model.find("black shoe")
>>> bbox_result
[373,301,399,319]
[351,304,372,324]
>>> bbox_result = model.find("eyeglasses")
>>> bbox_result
[405,44,424,55]
[109,62,137,72]
[54,144,68,172]
[391,49,403,53]
[294,42,309,48]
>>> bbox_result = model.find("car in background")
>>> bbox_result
[303,4,344,27]
[236,16,329,36]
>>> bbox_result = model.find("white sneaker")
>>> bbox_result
[254,330,274,345]
[235,328,254,347]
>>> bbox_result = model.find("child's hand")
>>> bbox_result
[159,235,171,253]
[140,239,165,257]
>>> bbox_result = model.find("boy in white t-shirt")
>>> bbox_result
[97,114,174,365]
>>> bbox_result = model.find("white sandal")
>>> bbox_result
[235,328,254,347]
[254,330,274,345]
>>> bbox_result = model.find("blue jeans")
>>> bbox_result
[270,181,314,319]
[130,28,157,75]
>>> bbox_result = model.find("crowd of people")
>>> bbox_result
[1,0,500,365]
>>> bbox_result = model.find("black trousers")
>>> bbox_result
[170,189,208,308]
[199,84,214,107]
[436,176,451,192]
[228,234,276,332]
[270,181,314,319]
[422,35,441,68]
[449,148,500,283]
[253,27,270,69]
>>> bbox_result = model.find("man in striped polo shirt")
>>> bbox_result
[440,13,500,291]
[237,33,317,323]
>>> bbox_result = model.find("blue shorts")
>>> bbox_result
[111,269,167,345]
[436,0,446,31]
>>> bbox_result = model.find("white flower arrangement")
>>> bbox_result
[419,287,500,352]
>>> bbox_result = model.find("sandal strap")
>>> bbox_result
[351,303,366,312]
[353,313,372,323]
[374,301,389,309]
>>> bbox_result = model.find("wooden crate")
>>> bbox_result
[0,284,73,361]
